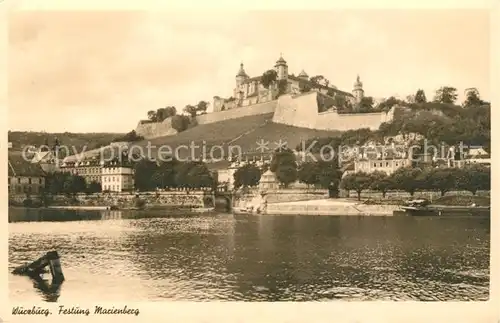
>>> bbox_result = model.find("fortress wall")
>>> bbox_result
[272,92,319,128]
[135,117,178,139]
[273,91,395,131]
[315,111,389,131]
[196,100,278,125]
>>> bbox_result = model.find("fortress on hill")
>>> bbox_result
[135,55,395,139]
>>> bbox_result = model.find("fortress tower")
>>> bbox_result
[352,75,364,104]
[298,69,309,80]
[235,62,249,87]
[274,54,288,81]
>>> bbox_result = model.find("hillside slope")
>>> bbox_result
[132,112,341,161]
[8,131,124,153]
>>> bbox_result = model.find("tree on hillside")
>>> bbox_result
[356,96,375,113]
[277,79,289,97]
[415,89,427,104]
[134,158,158,191]
[233,164,262,189]
[377,96,401,112]
[197,101,209,114]
[152,159,179,189]
[171,115,192,133]
[260,69,278,89]
[87,181,102,194]
[422,168,457,197]
[147,110,157,122]
[174,161,213,189]
[455,165,490,195]
[433,86,458,104]
[463,88,484,108]
[333,95,348,109]
[186,162,214,188]
[310,75,325,87]
[389,167,423,197]
[63,175,87,196]
[369,171,393,198]
[113,130,144,142]
[299,81,312,93]
[298,161,319,186]
[184,105,198,118]
[340,172,372,201]
[270,148,298,187]
[340,128,375,146]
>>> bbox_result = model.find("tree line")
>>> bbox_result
[340,164,490,201]
[232,148,342,194]
[295,89,490,153]
[133,158,215,191]
[144,101,209,133]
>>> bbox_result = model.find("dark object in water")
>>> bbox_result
[403,198,431,207]
[400,204,490,217]
[12,251,65,282]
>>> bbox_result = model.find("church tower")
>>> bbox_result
[235,62,249,87]
[352,75,364,103]
[274,54,288,81]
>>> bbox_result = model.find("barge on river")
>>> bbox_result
[398,199,490,216]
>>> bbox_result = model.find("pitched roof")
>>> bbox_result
[8,153,46,177]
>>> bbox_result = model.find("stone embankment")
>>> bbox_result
[265,199,401,216]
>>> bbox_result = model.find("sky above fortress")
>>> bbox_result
[8,9,490,133]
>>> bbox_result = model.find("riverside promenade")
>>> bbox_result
[265,198,401,216]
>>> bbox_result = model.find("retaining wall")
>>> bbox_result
[196,100,278,125]
[135,118,178,139]
[272,92,395,131]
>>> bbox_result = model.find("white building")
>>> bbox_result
[101,162,135,192]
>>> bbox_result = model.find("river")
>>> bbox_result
[8,208,490,302]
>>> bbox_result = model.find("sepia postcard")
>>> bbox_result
[2,1,499,322]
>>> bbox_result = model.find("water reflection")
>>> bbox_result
[30,273,63,302]
[9,208,490,302]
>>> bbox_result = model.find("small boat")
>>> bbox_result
[400,198,490,216]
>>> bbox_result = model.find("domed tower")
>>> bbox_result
[235,62,249,87]
[274,54,288,81]
[352,75,364,104]
[298,69,309,80]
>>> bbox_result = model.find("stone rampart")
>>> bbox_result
[272,91,395,131]
[196,100,277,125]
[135,118,178,139]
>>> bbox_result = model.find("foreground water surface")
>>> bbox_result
[8,209,490,302]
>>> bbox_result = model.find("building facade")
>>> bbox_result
[8,153,46,195]
[354,158,412,175]
[101,161,135,192]
[213,55,363,112]
[59,159,103,184]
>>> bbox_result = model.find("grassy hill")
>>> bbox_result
[8,131,125,155]
[133,113,342,161]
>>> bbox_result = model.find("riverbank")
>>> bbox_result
[265,199,401,216]
[262,195,491,216]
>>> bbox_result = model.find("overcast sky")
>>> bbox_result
[8,10,490,133]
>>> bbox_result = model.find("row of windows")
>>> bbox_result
[9,185,40,194]
[359,161,403,169]
[9,177,43,185]
[103,185,121,191]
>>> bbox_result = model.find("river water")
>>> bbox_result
[8,209,490,302]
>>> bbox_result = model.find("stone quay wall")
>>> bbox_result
[265,202,401,216]
[9,191,212,209]
[339,189,491,201]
